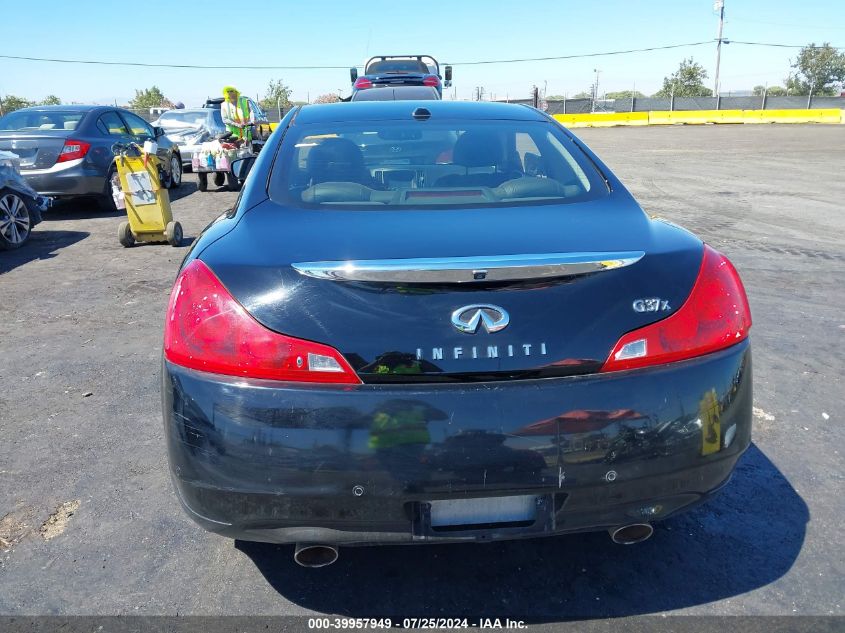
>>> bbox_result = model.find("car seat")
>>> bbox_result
[434,131,519,188]
[306,138,373,187]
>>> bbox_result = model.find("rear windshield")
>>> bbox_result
[351,87,439,102]
[367,60,429,74]
[270,119,608,209]
[0,110,85,132]
[157,111,209,127]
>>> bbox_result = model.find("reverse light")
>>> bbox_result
[422,75,441,87]
[354,77,374,90]
[601,245,751,372]
[163,260,360,384]
[56,139,91,163]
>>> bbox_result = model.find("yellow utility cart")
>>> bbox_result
[113,144,182,247]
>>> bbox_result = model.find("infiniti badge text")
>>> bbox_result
[416,343,548,361]
[416,304,546,361]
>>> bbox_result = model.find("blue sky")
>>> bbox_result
[2,0,844,106]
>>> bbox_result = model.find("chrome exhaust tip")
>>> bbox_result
[609,523,653,545]
[294,543,339,568]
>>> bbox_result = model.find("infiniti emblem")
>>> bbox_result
[451,304,509,334]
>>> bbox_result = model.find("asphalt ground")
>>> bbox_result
[0,124,843,622]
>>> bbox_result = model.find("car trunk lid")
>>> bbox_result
[200,199,703,381]
[0,133,69,169]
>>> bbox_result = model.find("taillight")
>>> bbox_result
[422,75,440,87]
[354,77,373,90]
[56,139,91,163]
[163,260,361,384]
[601,245,751,372]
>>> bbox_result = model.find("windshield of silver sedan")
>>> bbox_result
[273,120,608,208]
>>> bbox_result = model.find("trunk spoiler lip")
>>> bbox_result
[291,251,645,283]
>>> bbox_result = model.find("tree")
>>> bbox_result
[654,58,712,97]
[785,74,804,95]
[790,43,845,96]
[40,95,61,105]
[259,78,292,113]
[605,90,646,99]
[752,85,787,97]
[0,95,34,115]
[571,92,592,99]
[545,94,567,101]
[313,93,341,104]
[129,86,169,109]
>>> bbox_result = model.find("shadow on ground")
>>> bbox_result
[40,181,198,219]
[236,444,807,620]
[168,181,198,202]
[0,229,89,274]
[41,197,118,220]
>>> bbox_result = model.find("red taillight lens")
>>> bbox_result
[601,245,751,372]
[354,77,373,90]
[56,139,91,163]
[164,260,361,384]
[422,75,440,87]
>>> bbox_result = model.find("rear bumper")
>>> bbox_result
[21,159,104,197]
[163,342,752,545]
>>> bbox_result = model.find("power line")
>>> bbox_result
[0,40,841,71]
[0,54,351,70]
[0,42,715,71]
[729,40,845,49]
[728,16,845,31]
[446,42,713,65]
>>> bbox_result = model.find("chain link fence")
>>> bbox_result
[125,96,845,124]
[503,95,845,114]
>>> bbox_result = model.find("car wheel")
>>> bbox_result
[167,155,182,189]
[197,172,208,192]
[0,190,32,250]
[98,165,118,212]
[118,221,135,248]
[165,221,183,247]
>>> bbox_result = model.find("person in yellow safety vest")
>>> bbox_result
[220,85,255,143]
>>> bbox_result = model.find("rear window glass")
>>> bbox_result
[352,87,439,102]
[0,110,85,131]
[270,119,607,209]
[367,60,429,74]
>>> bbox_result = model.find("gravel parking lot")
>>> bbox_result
[0,124,842,621]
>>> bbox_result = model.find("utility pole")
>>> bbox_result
[591,68,601,112]
[714,0,726,98]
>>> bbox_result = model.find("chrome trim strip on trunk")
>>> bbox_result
[291,251,645,283]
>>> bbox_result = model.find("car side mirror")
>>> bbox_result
[154,126,166,138]
[350,67,358,83]
[231,156,256,181]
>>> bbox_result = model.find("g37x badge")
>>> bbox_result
[633,298,671,313]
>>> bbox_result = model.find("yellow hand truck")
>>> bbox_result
[112,143,183,247]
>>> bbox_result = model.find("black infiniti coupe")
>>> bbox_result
[162,101,752,567]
